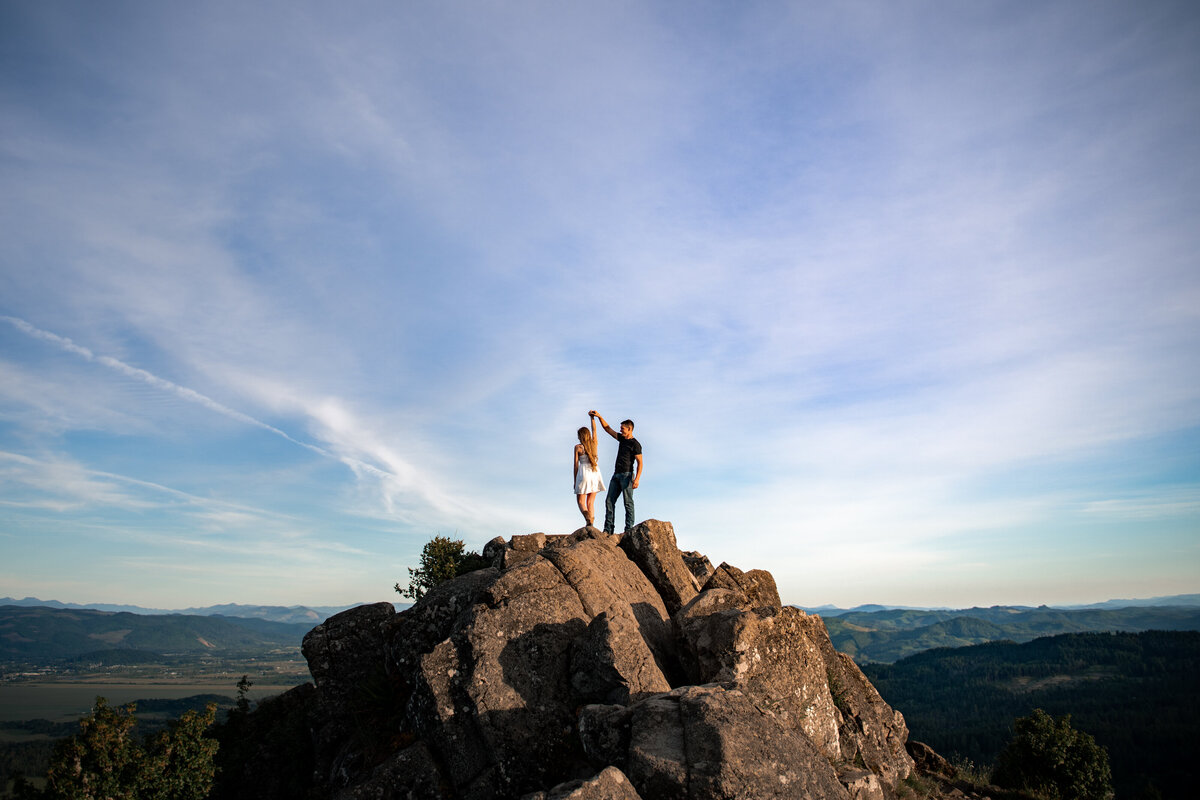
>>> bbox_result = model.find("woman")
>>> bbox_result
[573,412,605,527]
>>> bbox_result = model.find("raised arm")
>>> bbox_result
[590,410,620,440]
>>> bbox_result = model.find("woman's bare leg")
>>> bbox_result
[585,492,597,526]
[577,494,590,524]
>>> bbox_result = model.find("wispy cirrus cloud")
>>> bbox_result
[3,316,322,450]
[0,450,157,512]
[2,315,502,532]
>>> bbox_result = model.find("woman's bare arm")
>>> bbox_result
[590,410,620,440]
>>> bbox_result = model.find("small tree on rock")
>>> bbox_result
[234,674,253,715]
[396,535,489,600]
[991,708,1113,800]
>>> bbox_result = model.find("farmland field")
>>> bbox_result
[0,681,300,724]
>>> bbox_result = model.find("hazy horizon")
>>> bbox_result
[5,590,1199,614]
[2,2,1198,610]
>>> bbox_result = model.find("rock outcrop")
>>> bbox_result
[223,519,915,799]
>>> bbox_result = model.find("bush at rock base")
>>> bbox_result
[991,708,1112,800]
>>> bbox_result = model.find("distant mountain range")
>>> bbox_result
[818,602,1200,663]
[798,593,1200,616]
[0,597,408,625]
[1056,593,1200,609]
[0,605,319,661]
[7,593,1192,622]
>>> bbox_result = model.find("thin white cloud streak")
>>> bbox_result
[1078,489,1200,522]
[3,315,498,535]
[2,315,331,456]
[2,316,470,525]
[0,450,303,527]
[2,309,509,534]
[219,370,519,529]
[0,450,157,512]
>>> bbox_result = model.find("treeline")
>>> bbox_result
[862,630,1200,799]
[822,604,1200,663]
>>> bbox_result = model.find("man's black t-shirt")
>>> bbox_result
[614,436,642,474]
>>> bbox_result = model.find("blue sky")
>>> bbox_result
[2,1,1198,609]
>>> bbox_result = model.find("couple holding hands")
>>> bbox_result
[573,411,642,533]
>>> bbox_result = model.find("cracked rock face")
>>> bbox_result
[281,521,914,800]
[618,519,699,615]
[701,562,782,609]
[674,600,912,785]
[630,685,852,800]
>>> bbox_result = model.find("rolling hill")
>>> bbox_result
[0,605,314,661]
[862,630,1200,799]
[819,604,1200,662]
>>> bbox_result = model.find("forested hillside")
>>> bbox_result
[823,604,1200,663]
[862,630,1199,799]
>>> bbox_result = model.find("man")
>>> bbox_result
[589,410,643,534]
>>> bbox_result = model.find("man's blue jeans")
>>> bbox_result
[604,471,635,534]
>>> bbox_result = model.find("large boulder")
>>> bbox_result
[581,685,852,799]
[383,535,679,798]
[619,519,699,614]
[570,609,672,704]
[829,650,915,786]
[538,535,677,676]
[385,567,499,689]
[702,562,782,609]
[302,602,399,790]
[304,602,397,714]
[675,603,913,786]
[389,556,592,798]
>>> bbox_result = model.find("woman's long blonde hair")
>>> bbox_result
[577,427,598,470]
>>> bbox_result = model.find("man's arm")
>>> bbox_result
[632,453,643,489]
[589,410,620,440]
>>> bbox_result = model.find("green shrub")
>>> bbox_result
[395,535,488,600]
[40,697,217,800]
[991,708,1112,800]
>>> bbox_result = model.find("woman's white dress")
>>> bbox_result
[574,451,605,494]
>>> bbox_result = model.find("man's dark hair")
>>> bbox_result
[621,419,635,431]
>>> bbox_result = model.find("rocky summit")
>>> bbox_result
[227,520,917,799]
